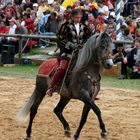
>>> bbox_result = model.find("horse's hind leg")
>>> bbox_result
[25,76,48,140]
[74,104,90,140]
[54,96,71,137]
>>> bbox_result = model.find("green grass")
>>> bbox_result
[0,64,140,90]
[0,64,39,78]
[102,75,140,90]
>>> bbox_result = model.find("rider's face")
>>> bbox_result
[71,13,82,24]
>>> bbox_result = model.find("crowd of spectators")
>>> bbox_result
[0,0,140,78]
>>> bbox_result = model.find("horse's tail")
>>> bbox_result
[16,89,37,122]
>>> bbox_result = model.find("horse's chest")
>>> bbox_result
[84,71,100,97]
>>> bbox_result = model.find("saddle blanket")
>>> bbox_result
[38,58,59,76]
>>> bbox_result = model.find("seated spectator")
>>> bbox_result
[119,37,140,79]
[96,15,107,33]
[90,0,98,18]
[80,0,91,22]
[47,0,54,12]
[112,42,127,64]
[97,0,109,20]
[122,0,133,17]
[82,0,91,15]
[105,0,114,11]
[3,2,15,16]
[121,27,134,52]
[4,9,14,26]
[38,0,48,13]
[107,23,116,50]
[21,11,35,34]
[7,18,17,41]
[120,16,128,27]
[108,23,116,39]
[133,1,140,19]
[31,10,38,30]
[13,0,21,10]
[15,9,23,23]
[117,25,127,40]
[135,27,140,38]
[0,20,9,53]
[85,13,96,33]
[44,11,62,34]
[0,20,28,53]
[135,17,140,29]
[0,0,4,10]
[108,11,116,23]
[32,3,39,11]
[23,0,33,11]
[63,5,72,21]
[125,16,136,38]
[0,20,9,34]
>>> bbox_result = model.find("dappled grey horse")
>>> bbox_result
[17,31,113,140]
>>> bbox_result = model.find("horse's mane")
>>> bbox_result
[73,32,112,73]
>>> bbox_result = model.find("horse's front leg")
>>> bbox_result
[74,104,90,140]
[54,96,71,137]
[81,89,108,139]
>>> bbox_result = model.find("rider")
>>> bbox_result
[46,8,92,96]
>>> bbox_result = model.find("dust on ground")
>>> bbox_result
[0,76,140,140]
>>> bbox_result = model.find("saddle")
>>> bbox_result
[38,58,59,76]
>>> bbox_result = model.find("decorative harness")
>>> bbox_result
[84,71,101,98]
[84,71,100,86]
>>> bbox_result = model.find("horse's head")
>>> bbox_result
[73,28,114,73]
[95,31,114,69]
[135,48,140,66]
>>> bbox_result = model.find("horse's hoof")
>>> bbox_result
[24,136,31,140]
[74,134,78,140]
[101,131,108,139]
[64,129,71,137]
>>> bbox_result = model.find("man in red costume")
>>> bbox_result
[46,8,92,96]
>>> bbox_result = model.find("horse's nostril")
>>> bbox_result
[107,63,110,67]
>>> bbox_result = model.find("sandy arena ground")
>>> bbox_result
[0,76,140,140]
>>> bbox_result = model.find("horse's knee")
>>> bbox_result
[54,107,59,115]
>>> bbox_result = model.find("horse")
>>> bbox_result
[17,31,114,140]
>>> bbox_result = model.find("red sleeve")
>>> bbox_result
[5,26,9,33]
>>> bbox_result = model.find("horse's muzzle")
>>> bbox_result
[104,59,114,69]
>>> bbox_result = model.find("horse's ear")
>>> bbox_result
[108,32,112,37]
[103,24,109,33]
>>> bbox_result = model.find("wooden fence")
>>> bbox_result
[0,33,134,59]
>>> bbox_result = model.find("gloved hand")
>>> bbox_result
[65,42,75,50]
[66,42,83,50]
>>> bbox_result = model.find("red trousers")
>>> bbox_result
[50,58,69,87]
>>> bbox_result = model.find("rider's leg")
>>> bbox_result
[46,58,69,96]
